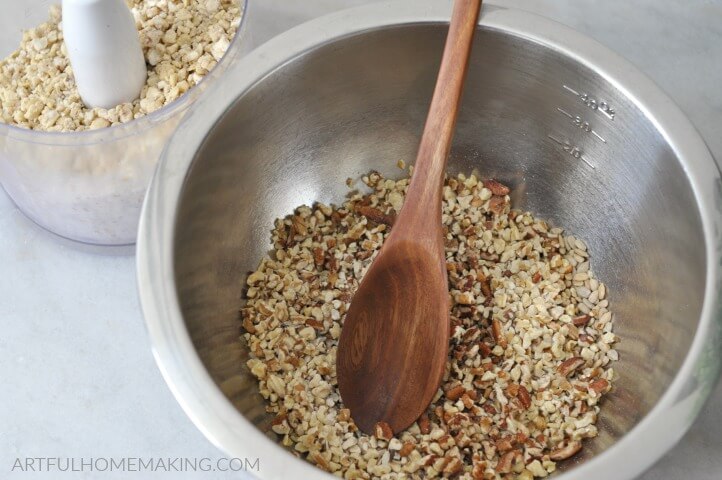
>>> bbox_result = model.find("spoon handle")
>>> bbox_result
[402,0,482,222]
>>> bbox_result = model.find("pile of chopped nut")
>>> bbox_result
[0,0,241,131]
[242,170,618,479]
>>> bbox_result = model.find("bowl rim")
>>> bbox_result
[137,2,722,479]
[0,0,250,145]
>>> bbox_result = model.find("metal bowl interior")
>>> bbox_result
[138,3,722,480]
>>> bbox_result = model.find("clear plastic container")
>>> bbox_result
[0,0,250,245]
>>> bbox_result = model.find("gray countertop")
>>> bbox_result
[1,1,721,479]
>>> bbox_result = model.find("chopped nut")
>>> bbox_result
[305,318,325,330]
[312,247,324,266]
[374,421,393,441]
[518,470,534,480]
[483,179,511,196]
[399,442,415,457]
[496,450,519,473]
[489,196,507,216]
[472,461,487,479]
[589,378,610,394]
[558,357,585,377]
[311,452,331,471]
[496,437,514,453]
[271,413,287,426]
[549,441,582,461]
[492,319,507,348]
[443,457,463,475]
[446,385,466,401]
[527,460,548,477]
[240,170,618,479]
[456,292,475,305]
[518,385,532,409]
[418,414,431,435]
[0,1,242,131]
[355,205,395,226]
[388,438,403,450]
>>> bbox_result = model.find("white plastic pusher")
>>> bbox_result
[62,0,147,109]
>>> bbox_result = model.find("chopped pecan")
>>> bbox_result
[518,385,532,409]
[489,196,507,216]
[418,413,431,434]
[479,251,499,262]
[573,314,591,327]
[495,437,514,453]
[311,452,331,471]
[438,434,454,450]
[549,441,582,461]
[326,256,339,273]
[454,431,472,448]
[505,383,519,397]
[558,357,585,377]
[447,413,470,427]
[462,327,481,342]
[443,457,463,475]
[480,278,493,299]
[446,385,466,401]
[472,461,487,479]
[355,205,396,226]
[374,421,393,440]
[495,450,519,473]
[399,442,415,457]
[590,378,610,394]
[242,316,256,334]
[492,319,507,348]
[483,179,510,196]
[271,413,287,425]
[305,318,324,330]
[291,215,308,236]
[284,223,297,247]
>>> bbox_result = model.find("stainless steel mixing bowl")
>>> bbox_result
[137,1,722,478]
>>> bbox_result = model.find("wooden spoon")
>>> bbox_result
[337,0,483,435]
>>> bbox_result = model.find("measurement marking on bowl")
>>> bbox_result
[548,134,596,169]
[556,108,607,143]
[562,85,616,120]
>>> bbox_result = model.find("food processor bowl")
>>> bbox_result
[0,0,250,245]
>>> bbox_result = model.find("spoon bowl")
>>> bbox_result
[337,242,449,433]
